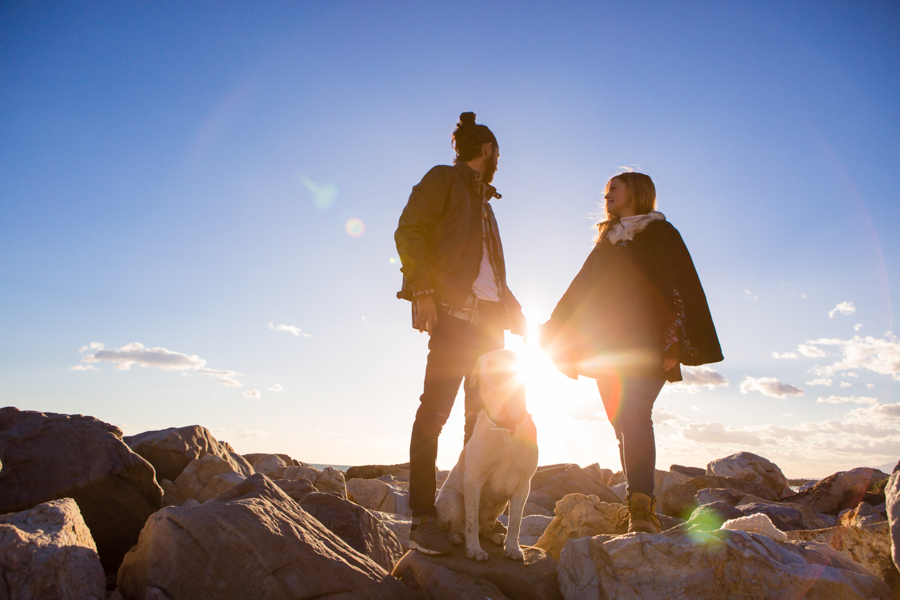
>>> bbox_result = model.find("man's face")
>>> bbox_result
[482,144,499,184]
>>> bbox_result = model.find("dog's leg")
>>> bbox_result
[504,483,529,561]
[463,474,489,561]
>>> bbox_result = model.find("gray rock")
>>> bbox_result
[117,473,419,599]
[659,475,779,518]
[0,407,162,571]
[0,498,106,600]
[787,522,900,598]
[299,491,404,572]
[735,502,805,531]
[707,451,790,498]
[785,467,889,516]
[393,551,510,599]
[527,465,619,513]
[840,501,886,527]
[886,462,900,572]
[559,528,892,599]
[670,464,705,478]
[393,540,562,600]
[125,424,253,482]
[345,462,411,481]
[497,513,553,546]
[694,487,746,507]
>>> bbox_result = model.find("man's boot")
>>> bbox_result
[626,492,661,534]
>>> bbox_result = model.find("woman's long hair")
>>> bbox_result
[595,172,657,243]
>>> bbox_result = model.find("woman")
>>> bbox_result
[539,172,722,533]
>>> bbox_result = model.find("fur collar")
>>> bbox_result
[604,211,666,245]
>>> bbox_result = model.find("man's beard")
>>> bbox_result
[482,152,498,184]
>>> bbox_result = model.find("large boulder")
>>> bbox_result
[116,474,418,599]
[346,463,411,481]
[346,477,411,516]
[884,461,900,572]
[558,529,892,599]
[670,464,705,478]
[787,522,900,597]
[250,454,347,496]
[785,467,889,516]
[840,501,886,527]
[371,511,411,551]
[534,493,682,560]
[659,475,779,518]
[392,540,563,600]
[497,513,553,546]
[299,491,404,572]
[707,451,789,498]
[124,425,253,482]
[527,465,620,513]
[393,551,510,599]
[166,453,247,504]
[0,407,162,571]
[0,498,105,600]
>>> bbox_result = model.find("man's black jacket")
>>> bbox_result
[394,162,522,321]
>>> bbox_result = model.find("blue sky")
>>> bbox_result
[2,1,898,477]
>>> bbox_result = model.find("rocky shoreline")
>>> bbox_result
[1,406,898,599]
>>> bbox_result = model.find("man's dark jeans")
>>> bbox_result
[408,302,505,518]
[597,374,666,498]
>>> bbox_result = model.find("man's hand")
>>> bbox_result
[414,296,438,334]
[510,311,528,338]
[663,356,678,371]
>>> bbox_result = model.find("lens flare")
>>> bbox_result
[345,218,365,238]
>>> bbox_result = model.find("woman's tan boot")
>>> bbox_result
[627,492,662,534]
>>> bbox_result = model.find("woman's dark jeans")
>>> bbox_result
[597,374,666,498]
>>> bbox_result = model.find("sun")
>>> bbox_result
[503,321,600,420]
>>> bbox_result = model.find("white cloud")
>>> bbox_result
[216,375,243,387]
[268,322,311,337]
[268,384,283,392]
[665,366,729,393]
[829,302,856,318]
[854,324,863,331]
[243,389,261,400]
[682,422,763,446]
[81,342,204,371]
[654,406,687,424]
[817,395,877,405]
[805,378,832,386]
[740,376,803,398]
[839,381,851,388]
[805,335,900,380]
[845,372,859,378]
[744,290,758,301]
[867,383,876,389]
[798,344,826,358]
[772,351,799,359]
[76,342,244,387]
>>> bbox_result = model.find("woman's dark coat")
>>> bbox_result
[540,218,722,382]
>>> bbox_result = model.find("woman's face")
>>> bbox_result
[604,178,635,218]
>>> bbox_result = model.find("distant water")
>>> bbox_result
[312,464,351,472]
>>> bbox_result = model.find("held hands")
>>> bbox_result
[510,311,528,338]
[414,296,438,334]
[663,356,679,371]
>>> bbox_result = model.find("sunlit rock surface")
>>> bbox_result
[0,498,105,600]
[558,529,892,599]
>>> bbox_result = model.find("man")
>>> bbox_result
[395,112,527,555]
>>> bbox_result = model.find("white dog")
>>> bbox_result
[435,349,539,561]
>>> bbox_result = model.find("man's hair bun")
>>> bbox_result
[451,111,497,164]
[459,112,477,126]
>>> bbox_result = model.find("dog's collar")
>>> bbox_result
[483,410,530,435]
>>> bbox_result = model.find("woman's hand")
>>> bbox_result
[663,356,678,371]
